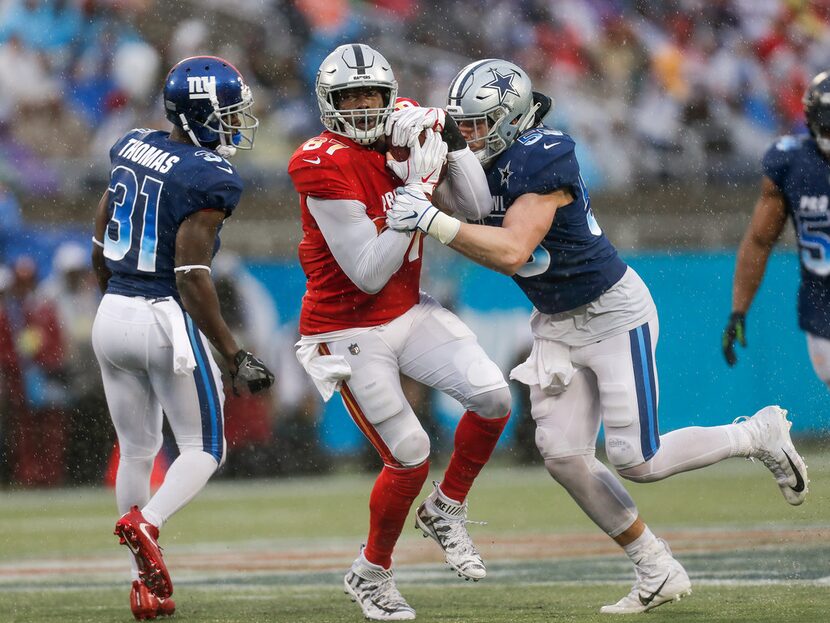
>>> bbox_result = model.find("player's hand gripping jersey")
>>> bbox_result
[104,128,242,300]
[481,127,626,314]
[762,134,830,339]
[288,131,423,335]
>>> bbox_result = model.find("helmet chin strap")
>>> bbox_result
[178,113,204,148]
[178,112,236,157]
[216,144,237,158]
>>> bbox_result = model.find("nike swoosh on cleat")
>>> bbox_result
[121,533,140,555]
[139,522,158,546]
[782,450,806,492]
[639,574,670,606]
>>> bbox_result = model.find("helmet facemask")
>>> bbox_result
[803,71,830,156]
[180,82,258,158]
[320,83,396,145]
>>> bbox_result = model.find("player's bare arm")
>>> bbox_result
[175,209,241,369]
[91,190,112,294]
[731,176,788,314]
[450,189,573,275]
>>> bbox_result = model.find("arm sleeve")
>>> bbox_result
[432,147,493,220]
[307,197,412,294]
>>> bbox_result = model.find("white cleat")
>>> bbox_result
[415,482,486,581]
[600,540,692,614]
[344,547,415,621]
[736,405,809,505]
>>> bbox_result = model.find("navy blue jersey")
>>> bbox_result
[763,134,830,338]
[103,129,243,299]
[481,126,626,314]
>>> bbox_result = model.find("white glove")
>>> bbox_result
[386,129,448,196]
[385,106,446,148]
[385,186,460,245]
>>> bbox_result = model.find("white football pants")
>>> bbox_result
[320,293,510,468]
[92,294,225,529]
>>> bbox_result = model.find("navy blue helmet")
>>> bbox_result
[803,70,830,154]
[163,56,258,157]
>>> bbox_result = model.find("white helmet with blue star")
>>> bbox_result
[446,59,540,165]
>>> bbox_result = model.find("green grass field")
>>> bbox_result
[1,449,828,623]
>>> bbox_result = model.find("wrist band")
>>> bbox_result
[425,210,461,245]
[174,264,212,274]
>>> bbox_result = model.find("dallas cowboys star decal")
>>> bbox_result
[499,160,513,187]
[482,68,520,103]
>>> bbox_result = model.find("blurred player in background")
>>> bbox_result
[91,56,274,620]
[723,70,830,392]
[386,58,810,615]
[288,43,511,621]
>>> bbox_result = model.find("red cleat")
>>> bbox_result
[130,580,176,620]
[115,506,174,599]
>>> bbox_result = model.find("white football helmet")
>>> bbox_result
[446,59,540,165]
[316,43,398,145]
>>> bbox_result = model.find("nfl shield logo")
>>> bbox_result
[348,343,360,356]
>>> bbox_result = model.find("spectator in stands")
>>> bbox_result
[4,256,67,486]
[38,242,110,484]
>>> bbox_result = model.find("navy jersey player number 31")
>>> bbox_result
[89,56,274,621]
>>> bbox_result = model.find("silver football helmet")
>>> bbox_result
[446,59,540,165]
[316,43,398,145]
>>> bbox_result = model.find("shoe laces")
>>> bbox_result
[364,574,409,610]
[434,511,486,557]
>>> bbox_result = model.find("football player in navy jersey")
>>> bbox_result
[386,59,810,614]
[724,70,830,392]
[90,56,274,620]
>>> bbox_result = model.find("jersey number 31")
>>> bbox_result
[104,165,163,272]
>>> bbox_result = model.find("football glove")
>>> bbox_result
[722,312,746,367]
[385,106,446,148]
[441,114,467,152]
[386,129,448,196]
[385,186,460,245]
[231,350,275,395]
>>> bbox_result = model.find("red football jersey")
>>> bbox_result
[288,130,423,335]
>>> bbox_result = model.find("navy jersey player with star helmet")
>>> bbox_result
[90,55,273,619]
[385,58,810,615]
[723,70,830,390]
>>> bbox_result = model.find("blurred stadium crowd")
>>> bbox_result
[0,244,329,487]
[1,0,828,198]
[0,0,829,487]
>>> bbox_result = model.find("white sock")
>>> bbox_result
[726,421,753,457]
[621,425,745,482]
[623,526,660,565]
[142,450,218,529]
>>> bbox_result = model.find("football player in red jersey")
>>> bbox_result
[288,43,511,621]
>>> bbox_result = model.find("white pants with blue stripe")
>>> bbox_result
[92,294,226,464]
[530,315,661,470]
